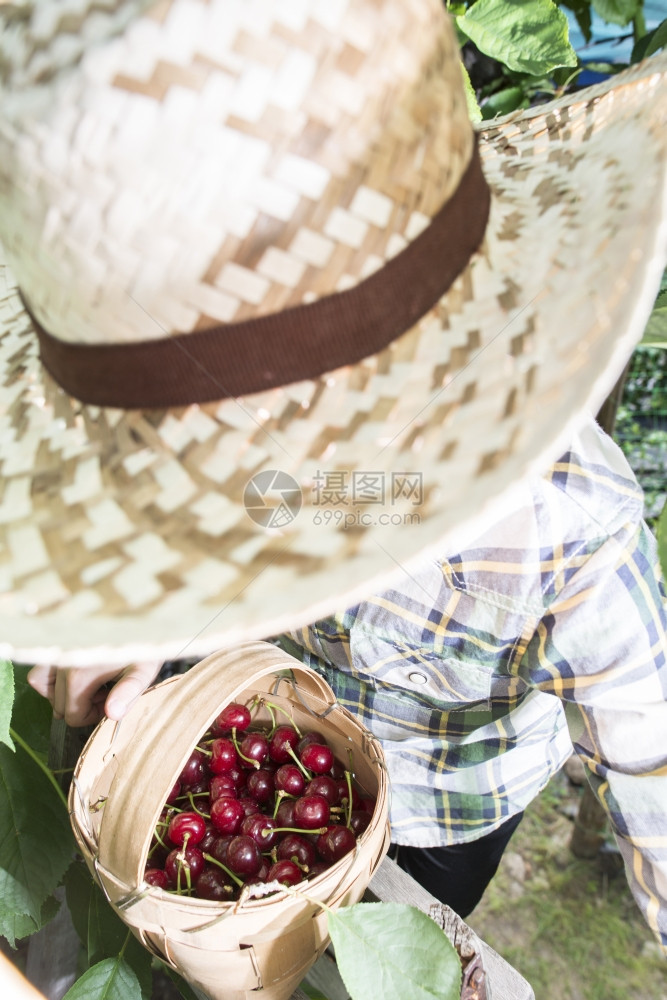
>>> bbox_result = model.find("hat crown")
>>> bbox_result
[0,0,473,349]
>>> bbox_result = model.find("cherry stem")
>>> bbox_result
[196,745,212,757]
[203,853,244,888]
[152,827,170,851]
[231,728,260,769]
[187,792,210,818]
[264,826,327,838]
[286,746,312,780]
[272,789,295,820]
[253,698,302,737]
[344,771,353,829]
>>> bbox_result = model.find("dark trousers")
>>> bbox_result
[391,811,524,917]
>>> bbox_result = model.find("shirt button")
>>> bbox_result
[408,671,428,685]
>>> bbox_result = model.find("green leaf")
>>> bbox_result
[10,665,53,756]
[644,18,667,59]
[0,742,74,920]
[0,661,14,750]
[481,85,528,119]
[641,289,667,348]
[657,501,667,583]
[460,62,482,123]
[327,902,462,1000]
[0,892,61,948]
[591,0,639,28]
[456,0,577,76]
[62,956,142,1000]
[560,0,593,43]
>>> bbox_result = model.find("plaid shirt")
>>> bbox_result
[274,416,667,949]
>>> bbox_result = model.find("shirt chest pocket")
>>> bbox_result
[349,628,494,710]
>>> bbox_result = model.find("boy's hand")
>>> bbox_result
[27,661,161,727]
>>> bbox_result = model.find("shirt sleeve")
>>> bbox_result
[516,516,667,953]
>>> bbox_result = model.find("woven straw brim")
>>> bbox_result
[0,56,666,666]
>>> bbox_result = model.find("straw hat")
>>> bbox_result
[0,0,666,667]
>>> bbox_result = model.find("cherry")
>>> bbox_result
[210,796,245,835]
[293,794,330,830]
[267,859,302,887]
[209,835,233,867]
[165,780,181,804]
[167,811,207,847]
[144,868,169,889]
[198,821,218,853]
[268,725,300,764]
[210,738,238,774]
[246,768,275,804]
[349,810,371,836]
[307,861,330,879]
[274,764,305,797]
[297,731,326,754]
[336,780,362,811]
[316,825,356,864]
[226,764,247,791]
[214,702,252,733]
[240,813,279,849]
[165,845,205,890]
[210,774,238,801]
[304,775,339,806]
[300,743,334,775]
[239,733,269,769]
[275,798,297,827]
[227,835,262,876]
[276,834,316,869]
[179,749,208,788]
[360,796,377,816]
[238,796,263,817]
[195,865,235,901]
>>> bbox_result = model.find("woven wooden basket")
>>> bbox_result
[69,641,390,1000]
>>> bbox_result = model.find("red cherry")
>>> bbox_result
[349,810,371,836]
[293,794,330,829]
[239,733,269,768]
[246,768,275,804]
[210,774,238,801]
[316,825,356,864]
[195,865,235,900]
[210,796,245,835]
[144,868,169,889]
[167,811,207,847]
[275,764,305,797]
[304,775,339,805]
[227,835,262,876]
[299,743,334,775]
[179,749,208,787]
[210,737,238,774]
[297,731,326,754]
[214,702,252,733]
[240,813,279,849]
[268,725,300,764]
[276,834,316,869]
[165,846,205,890]
[267,859,302,887]
[275,798,296,827]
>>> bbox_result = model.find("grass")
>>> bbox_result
[467,770,666,1000]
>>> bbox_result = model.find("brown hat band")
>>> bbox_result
[28,141,489,410]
